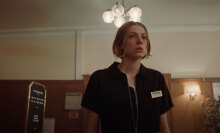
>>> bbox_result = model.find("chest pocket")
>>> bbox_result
[142,88,162,108]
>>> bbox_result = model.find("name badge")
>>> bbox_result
[151,90,163,98]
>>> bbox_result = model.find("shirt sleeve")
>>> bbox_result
[160,74,174,114]
[81,72,102,115]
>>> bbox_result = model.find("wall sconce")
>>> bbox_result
[185,84,201,100]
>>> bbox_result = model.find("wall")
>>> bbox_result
[0,80,84,133]
[82,31,220,78]
[1,30,220,79]
[213,83,220,100]
[0,32,76,80]
[81,31,117,75]
[171,79,214,133]
[0,1,219,30]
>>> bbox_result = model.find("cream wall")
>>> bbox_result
[82,31,117,75]
[82,30,220,78]
[0,32,76,80]
[0,0,220,79]
[1,29,220,79]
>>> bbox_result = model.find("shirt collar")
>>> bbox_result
[108,62,147,79]
[138,63,148,79]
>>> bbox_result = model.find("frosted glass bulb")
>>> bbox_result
[103,10,114,23]
[129,17,141,22]
[112,3,124,17]
[129,7,142,19]
[114,16,125,28]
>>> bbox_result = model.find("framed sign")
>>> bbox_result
[43,118,55,133]
[65,93,82,110]
[25,81,47,133]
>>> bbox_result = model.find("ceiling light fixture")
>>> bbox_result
[102,1,142,28]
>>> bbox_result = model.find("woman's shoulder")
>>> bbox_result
[90,62,119,79]
[90,68,110,79]
[141,65,164,79]
[91,69,105,76]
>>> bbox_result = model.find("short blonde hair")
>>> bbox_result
[112,21,151,58]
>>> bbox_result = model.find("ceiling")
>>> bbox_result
[0,0,220,30]
[0,0,220,78]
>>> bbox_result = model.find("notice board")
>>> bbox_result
[25,81,46,133]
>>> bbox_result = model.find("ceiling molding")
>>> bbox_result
[83,25,220,34]
[0,25,220,37]
[0,27,76,37]
[148,25,220,32]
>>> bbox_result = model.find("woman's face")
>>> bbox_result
[122,25,148,60]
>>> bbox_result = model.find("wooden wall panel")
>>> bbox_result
[0,80,84,133]
[82,75,92,133]
[0,80,30,133]
[1,78,218,133]
[171,79,213,133]
[164,74,174,133]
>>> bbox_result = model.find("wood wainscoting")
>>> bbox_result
[0,80,84,133]
[170,78,219,133]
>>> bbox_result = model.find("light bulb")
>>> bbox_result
[129,17,141,22]
[191,93,196,97]
[112,3,124,17]
[103,10,114,23]
[114,16,125,28]
[129,7,142,19]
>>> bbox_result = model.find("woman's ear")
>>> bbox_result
[120,45,124,50]
[121,41,126,49]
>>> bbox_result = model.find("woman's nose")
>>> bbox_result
[137,36,143,44]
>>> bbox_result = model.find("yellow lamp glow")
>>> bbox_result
[185,84,201,100]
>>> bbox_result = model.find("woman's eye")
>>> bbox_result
[142,36,147,40]
[129,35,135,38]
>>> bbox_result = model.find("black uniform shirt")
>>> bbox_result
[81,62,174,133]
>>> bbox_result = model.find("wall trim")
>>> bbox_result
[1,25,220,37]
[0,28,76,37]
[83,25,220,34]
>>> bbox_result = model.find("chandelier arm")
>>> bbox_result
[123,5,137,17]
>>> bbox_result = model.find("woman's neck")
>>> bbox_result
[118,58,141,77]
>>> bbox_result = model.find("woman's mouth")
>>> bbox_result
[136,47,144,51]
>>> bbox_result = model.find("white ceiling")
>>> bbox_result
[0,0,220,78]
[0,0,220,30]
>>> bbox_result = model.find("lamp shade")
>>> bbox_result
[129,16,141,22]
[185,84,201,96]
[103,10,114,23]
[114,16,125,28]
[102,2,142,28]
[129,7,142,19]
[112,3,124,17]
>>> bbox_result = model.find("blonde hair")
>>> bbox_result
[112,21,151,58]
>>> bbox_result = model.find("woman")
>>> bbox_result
[81,21,173,133]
